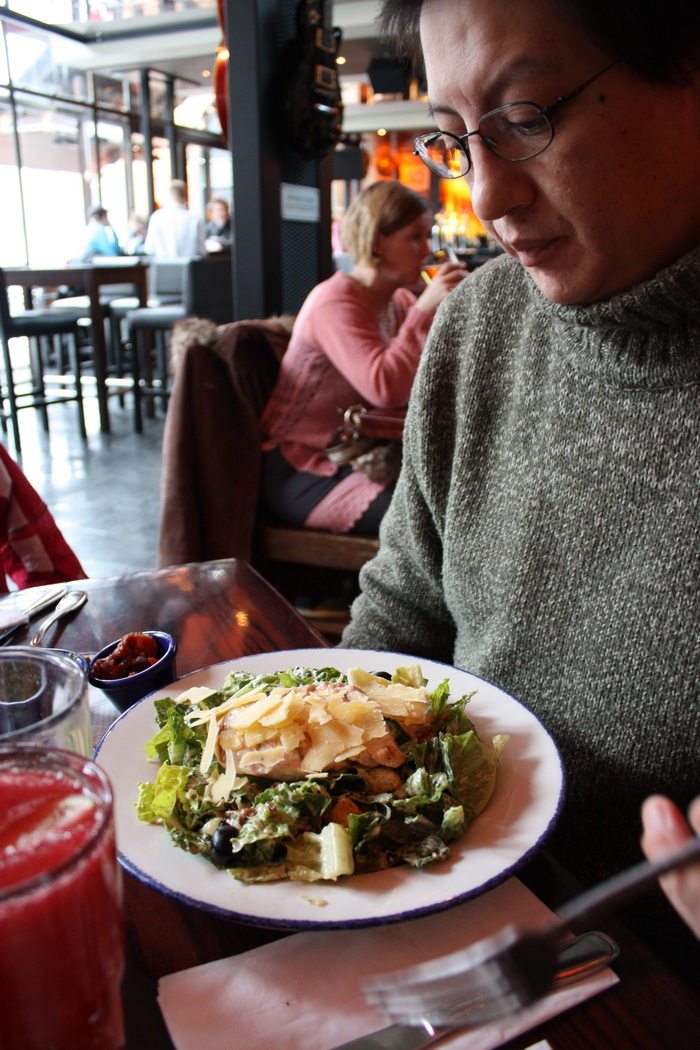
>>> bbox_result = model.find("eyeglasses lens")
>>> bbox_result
[480,103,553,161]
[419,133,471,178]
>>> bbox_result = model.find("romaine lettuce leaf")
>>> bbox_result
[136,762,193,823]
[439,730,505,819]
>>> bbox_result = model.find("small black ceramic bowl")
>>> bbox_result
[88,631,176,712]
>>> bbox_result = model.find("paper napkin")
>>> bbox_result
[0,604,28,633]
[158,877,618,1050]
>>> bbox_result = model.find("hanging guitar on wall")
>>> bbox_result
[213,0,229,144]
[282,0,343,159]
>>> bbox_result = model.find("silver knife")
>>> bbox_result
[0,584,68,645]
[331,931,618,1050]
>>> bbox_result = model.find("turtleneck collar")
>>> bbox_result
[529,246,700,389]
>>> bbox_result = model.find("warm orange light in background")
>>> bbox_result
[440,178,488,241]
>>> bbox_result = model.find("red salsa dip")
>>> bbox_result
[92,632,161,681]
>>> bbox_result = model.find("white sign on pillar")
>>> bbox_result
[281,183,321,223]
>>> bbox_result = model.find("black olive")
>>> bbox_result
[270,842,287,862]
[371,670,392,680]
[211,822,237,865]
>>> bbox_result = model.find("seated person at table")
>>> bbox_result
[341,0,700,983]
[0,445,86,592]
[78,205,122,261]
[259,180,465,534]
[124,211,148,256]
[204,197,233,254]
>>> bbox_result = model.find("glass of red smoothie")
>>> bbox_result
[0,744,125,1050]
[0,648,90,756]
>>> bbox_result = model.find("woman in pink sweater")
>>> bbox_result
[260,181,465,533]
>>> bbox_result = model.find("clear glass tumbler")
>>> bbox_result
[0,647,90,756]
[0,744,125,1049]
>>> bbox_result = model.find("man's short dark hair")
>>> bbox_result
[378,0,700,84]
[89,205,108,221]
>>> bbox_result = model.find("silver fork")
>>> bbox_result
[333,930,619,1049]
[364,835,700,1029]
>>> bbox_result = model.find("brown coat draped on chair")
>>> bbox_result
[157,317,291,567]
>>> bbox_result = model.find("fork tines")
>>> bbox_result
[363,923,559,1026]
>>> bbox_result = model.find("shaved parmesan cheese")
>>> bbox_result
[199,711,219,775]
[209,748,245,803]
[193,675,434,779]
[175,685,218,706]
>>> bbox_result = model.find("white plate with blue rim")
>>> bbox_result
[94,648,564,929]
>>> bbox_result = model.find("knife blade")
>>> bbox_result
[331,931,618,1050]
[0,584,68,645]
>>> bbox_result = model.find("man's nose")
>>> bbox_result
[467,143,535,224]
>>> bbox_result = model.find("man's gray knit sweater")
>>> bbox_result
[343,248,699,956]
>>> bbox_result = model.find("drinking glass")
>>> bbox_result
[0,647,90,756]
[0,744,125,1049]
[421,248,450,283]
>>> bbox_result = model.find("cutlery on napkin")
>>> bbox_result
[157,878,618,1050]
[0,584,68,644]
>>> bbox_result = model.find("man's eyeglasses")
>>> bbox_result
[414,58,621,179]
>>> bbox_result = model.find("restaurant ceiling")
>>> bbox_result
[7,2,424,130]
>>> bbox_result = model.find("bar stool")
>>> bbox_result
[125,256,233,433]
[107,258,188,382]
[0,268,87,453]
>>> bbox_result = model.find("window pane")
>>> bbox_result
[174,80,221,134]
[94,119,131,244]
[130,132,151,221]
[15,101,88,265]
[94,73,130,112]
[184,142,206,219]
[152,136,172,209]
[4,21,89,100]
[0,95,26,266]
[208,146,232,201]
[0,24,9,87]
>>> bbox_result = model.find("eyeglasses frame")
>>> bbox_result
[414,57,622,178]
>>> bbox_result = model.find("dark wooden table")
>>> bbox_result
[3,261,149,433]
[3,559,698,1049]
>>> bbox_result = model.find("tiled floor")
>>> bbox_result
[7,390,165,580]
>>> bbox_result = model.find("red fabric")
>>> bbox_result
[0,445,87,593]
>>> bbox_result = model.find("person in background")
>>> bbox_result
[259,180,465,535]
[124,211,148,256]
[204,197,233,254]
[79,205,122,261]
[144,179,205,259]
[341,0,699,984]
[642,796,700,940]
[0,445,86,592]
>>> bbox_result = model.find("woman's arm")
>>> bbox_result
[307,278,434,406]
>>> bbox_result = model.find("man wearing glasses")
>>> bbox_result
[343,0,699,984]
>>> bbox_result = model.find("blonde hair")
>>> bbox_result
[342,181,429,266]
